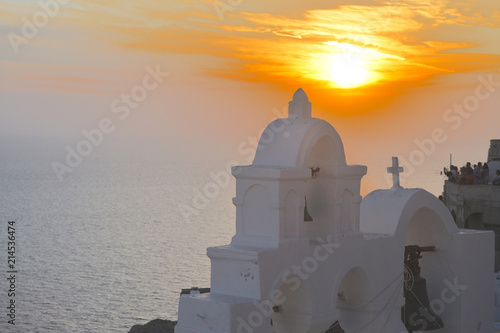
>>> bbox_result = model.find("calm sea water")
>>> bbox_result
[0,137,236,333]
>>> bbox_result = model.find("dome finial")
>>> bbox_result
[288,88,312,119]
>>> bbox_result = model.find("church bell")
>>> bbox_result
[304,197,313,222]
[324,321,345,333]
[401,245,444,332]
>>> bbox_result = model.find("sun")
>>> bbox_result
[328,53,369,88]
[320,41,391,89]
[303,42,401,89]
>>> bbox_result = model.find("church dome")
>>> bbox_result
[252,89,347,169]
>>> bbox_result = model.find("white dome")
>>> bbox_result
[252,88,348,169]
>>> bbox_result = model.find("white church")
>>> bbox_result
[174,89,494,333]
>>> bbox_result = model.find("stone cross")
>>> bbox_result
[387,156,404,189]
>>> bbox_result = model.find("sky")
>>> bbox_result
[1,0,500,195]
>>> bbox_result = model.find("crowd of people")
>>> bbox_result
[443,162,500,186]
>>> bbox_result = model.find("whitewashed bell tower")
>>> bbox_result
[175,89,494,333]
[176,88,374,333]
[231,88,366,249]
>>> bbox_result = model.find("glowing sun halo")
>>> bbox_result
[321,41,395,89]
[328,53,369,88]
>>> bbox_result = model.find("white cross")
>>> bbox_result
[387,157,404,189]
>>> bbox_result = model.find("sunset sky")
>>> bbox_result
[1,0,500,195]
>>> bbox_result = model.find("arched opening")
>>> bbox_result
[403,207,450,331]
[405,207,448,248]
[272,277,312,333]
[451,210,457,223]
[465,212,484,230]
[335,267,372,332]
[304,135,337,240]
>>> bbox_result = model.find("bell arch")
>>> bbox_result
[332,266,372,333]
[361,189,461,331]
[304,135,339,239]
[398,193,458,332]
[403,206,453,331]
[361,189,459,245]
[399,193,458,331]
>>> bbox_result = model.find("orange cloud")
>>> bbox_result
[3,0,499,109]
[81,1,498,96]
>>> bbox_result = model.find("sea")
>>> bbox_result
[0,137,237,333]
